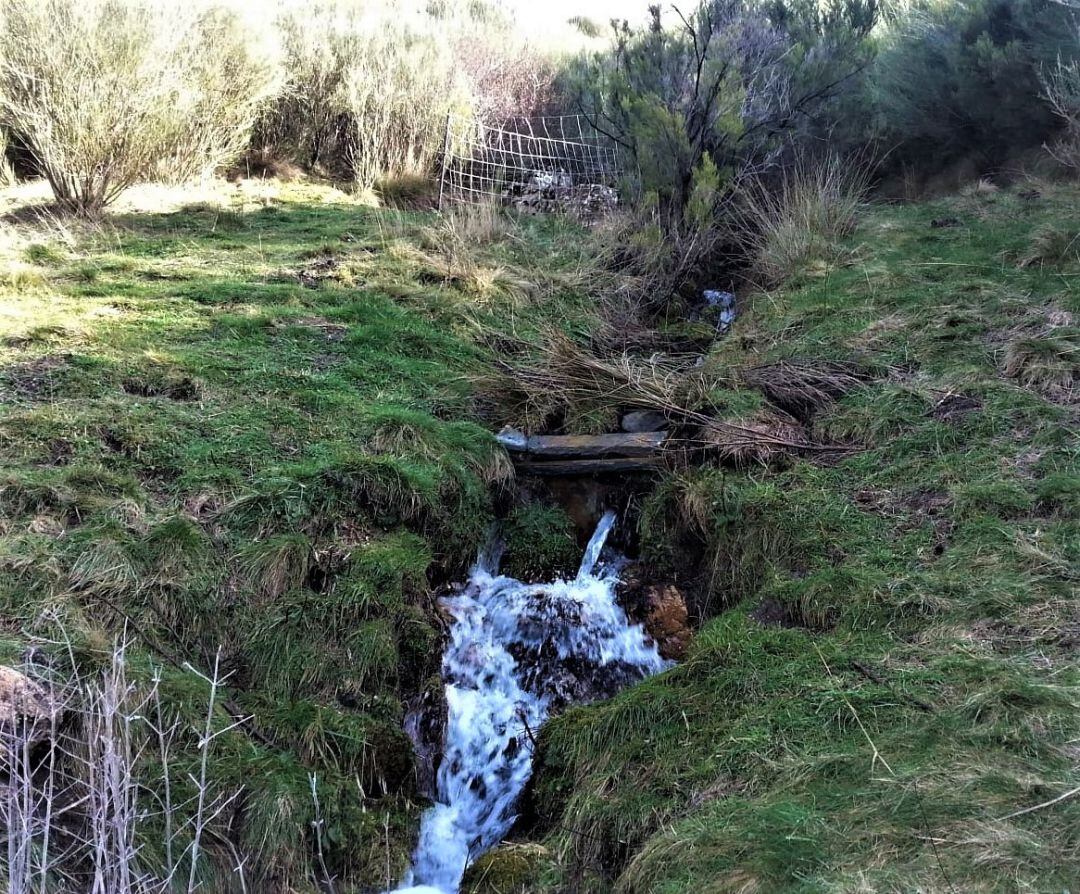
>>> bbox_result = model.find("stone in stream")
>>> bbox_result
[638,584,692,661]
[620,410,668,433]
[617,568,693,661]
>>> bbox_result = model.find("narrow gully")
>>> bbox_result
[396,512,670,893]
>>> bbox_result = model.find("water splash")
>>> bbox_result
[397,512,669,893]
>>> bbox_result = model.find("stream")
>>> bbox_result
[396,512,670,894]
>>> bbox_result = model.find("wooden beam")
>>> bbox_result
[499,431,667,458]
[515,457,665,476]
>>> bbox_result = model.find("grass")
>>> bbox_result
[2,172,1078,892]
[520,182,1080,893]
[0,177,596,889]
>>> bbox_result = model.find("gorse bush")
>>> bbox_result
[870,0,1080,175]
[0,0,537,210]
[0,0,280,214]
[568,0,879,228]
[254,0,553,189]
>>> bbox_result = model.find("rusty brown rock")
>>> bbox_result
[640,584,692,661]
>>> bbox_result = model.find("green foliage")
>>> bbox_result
[870,0,1080,173]
[569,0,878,226]
[502,503,580,581]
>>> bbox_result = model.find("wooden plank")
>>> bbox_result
[499,431,667,458]
[515,457,665,476]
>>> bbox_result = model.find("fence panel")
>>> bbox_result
[439,114,621,220]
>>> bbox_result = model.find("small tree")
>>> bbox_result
[1042,24,1080,171]
[569,0,878,230]
[0,0,281,214]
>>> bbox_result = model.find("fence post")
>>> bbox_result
[437,111,452,212]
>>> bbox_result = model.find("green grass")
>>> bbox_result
[0,180,595,889]
[3,176,1078,892]
[521,184,1080,893]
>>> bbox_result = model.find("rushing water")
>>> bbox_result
[396,512,669,894]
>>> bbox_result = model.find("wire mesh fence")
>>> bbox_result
[438,114,621,220]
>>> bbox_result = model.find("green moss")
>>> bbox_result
[501,503,580,581]
[463,844,550,894]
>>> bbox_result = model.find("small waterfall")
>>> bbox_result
[396,512,669,894]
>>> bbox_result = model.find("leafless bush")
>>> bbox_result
[0,635,245,893]
[0,0,281,214]
[1042,53,1080,171]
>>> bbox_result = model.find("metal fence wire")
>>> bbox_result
[438,114,621,220]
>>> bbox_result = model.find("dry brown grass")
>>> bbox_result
[741,360,865,420]
[483,332,831,466]
[736,153,873,285]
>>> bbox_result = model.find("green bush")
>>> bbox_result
[869,0,1079,174]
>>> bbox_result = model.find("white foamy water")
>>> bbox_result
[396,512,669,893]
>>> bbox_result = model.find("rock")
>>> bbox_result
[403,678,448,801]
[639,584,692,661]
[461,843,548,894]
[496,426,527,450]
[620,410,668,433]
[617,571,692,661]
[0,666,54,742]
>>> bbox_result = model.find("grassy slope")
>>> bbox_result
[0,181,594,889]
[521,186,1080,893]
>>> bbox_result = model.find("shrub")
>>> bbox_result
[1042,49,1080,171]
[254,0,549,189]
[158,7,283,184]
[0,0,281,213]
[567,0,878,229]
[869,0,1079,176]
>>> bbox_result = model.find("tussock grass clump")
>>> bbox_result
[737,154,872,285]
[1018,224,1080,268]
[1003,332,1079,401]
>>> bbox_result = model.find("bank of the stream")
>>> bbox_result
[0,177,1077,892]
[488,183,1080,893]
[0,179,602,889]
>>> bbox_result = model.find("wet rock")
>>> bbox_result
[403,678,448,801]
[461,843,548,894]
[0,666,54,742]
[618,570,692,661]
[620,410,668,433]
[639,584,692,660]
